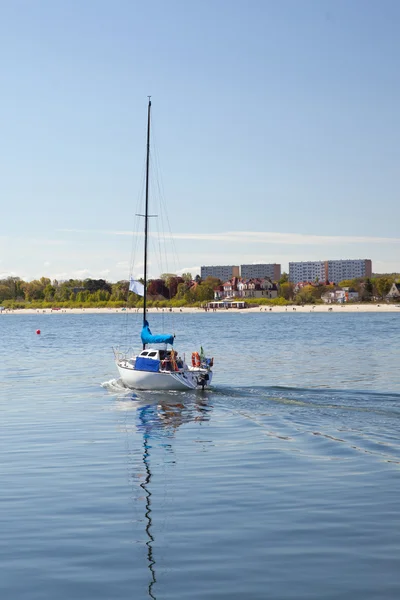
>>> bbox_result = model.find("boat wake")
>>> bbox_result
[101,378,210,403]
[101,378,129,393]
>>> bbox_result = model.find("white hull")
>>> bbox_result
[117,360,213,391]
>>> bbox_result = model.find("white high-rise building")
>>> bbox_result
[289,259,372,284]
[289,261,326,283]
[326,260,372,283]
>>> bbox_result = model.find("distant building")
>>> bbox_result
[240,263,281,281]
[326,259,372,283]
[322,288,359,304]
[213,285,224,300]
[207,300,247,309]
[387,282,400,299]
[221,277,239,298]
[289,262,326,284]
[214,277,278,300]
[289,259,372,284]
[237,278,278,299]
[201,265,239,281]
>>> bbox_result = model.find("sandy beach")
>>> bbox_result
[2,303,400,315]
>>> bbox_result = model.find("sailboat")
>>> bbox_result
[114,98,214,391]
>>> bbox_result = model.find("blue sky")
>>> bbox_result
[1,0,399,281]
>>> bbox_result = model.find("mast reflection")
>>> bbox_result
[133,392,212,599]
[139,410,156,599]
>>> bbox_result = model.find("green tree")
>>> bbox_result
[54,282,73,301]
[175,282,188,300]
[279,272,289,285]
[22,279,46,301]
[203,276,221,289]
[44,284,56,301]
[165,276,184,298]
[0,283,13,301]
[279,282,294,300]
[76,290,89,303]
[95,289,110,301]
[184,287,196,304]
[295,285,321,304]
[111,281,129,301]
[339,279,356,288]
[84,279,112,294]
[375,276,393,299]
[1,277,24,300]
[194,283,214,302]
[361,278,373,301]
[159,273,177,290]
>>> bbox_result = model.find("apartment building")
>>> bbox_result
[240,263,281,281]
[289,261,326,283]
[201,265,240,280]
[326,259,372,282]
[289,259,372,283]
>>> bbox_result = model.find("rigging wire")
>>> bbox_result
[151,115,206,353]
[117,101,204,358]
[149,116,185,337]
[119,152,147,350]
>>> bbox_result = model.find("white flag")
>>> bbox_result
[129,278,145,296]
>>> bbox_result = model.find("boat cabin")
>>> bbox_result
[138,349,160,361]
[135,349,184,372]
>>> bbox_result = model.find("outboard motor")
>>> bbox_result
[197,373,209,390]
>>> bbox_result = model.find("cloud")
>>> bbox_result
[175,265,201,276]
[170,231,400,245]
[2,236,66,246]
[73,269,92,278]
[116,261,130,269]
[52,269,93,280]
[58,228,400,246]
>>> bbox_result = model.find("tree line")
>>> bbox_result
[276,273,399,303]
[0,272,398,309]
[0,274,221,308]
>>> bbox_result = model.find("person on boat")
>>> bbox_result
[170,350,180,371]
[175,353,184,370]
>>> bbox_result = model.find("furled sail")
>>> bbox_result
[141,320,174,346]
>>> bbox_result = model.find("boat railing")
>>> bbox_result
[113,346,135,361]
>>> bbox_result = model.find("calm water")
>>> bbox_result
[1,312,400,599]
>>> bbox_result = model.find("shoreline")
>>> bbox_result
[1,304,400,315]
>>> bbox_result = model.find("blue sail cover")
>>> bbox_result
[141,320,174,346]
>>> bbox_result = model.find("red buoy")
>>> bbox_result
[36,329,41,335]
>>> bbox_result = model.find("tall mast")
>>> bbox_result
[143,97,151,345]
